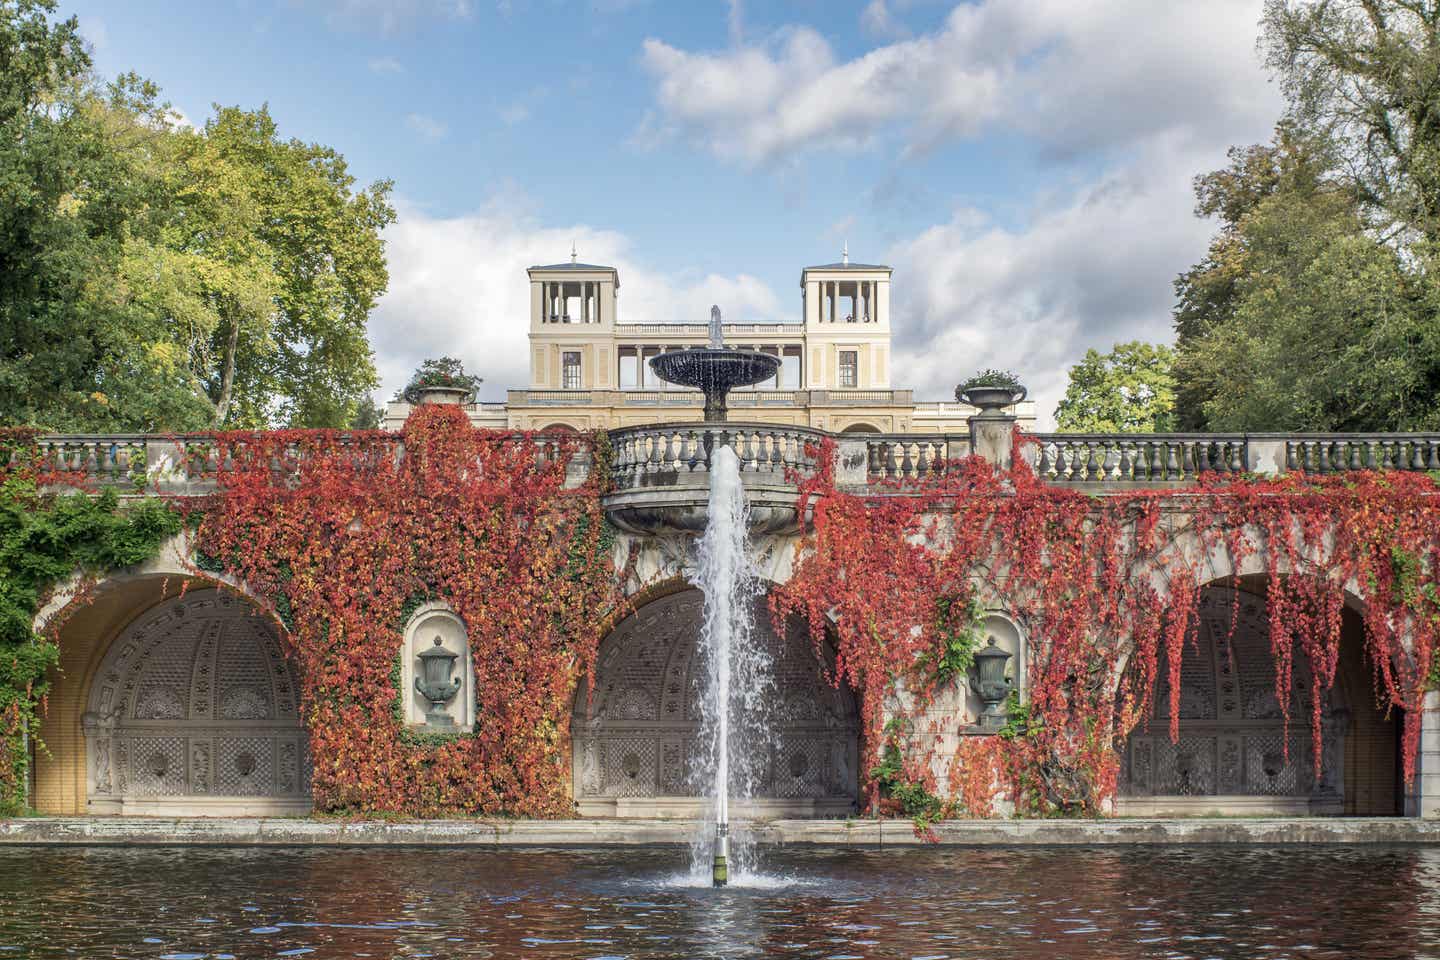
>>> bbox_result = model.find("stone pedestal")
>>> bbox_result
[968,412,1017,471]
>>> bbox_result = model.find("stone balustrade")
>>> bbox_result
[1028,434,1249,483]
[864,434,956,481]
[22,428,1440,503]
[605,423,828,534]
[609,423,826,491]
[29,435,222,492]
[1280,434,1440,474]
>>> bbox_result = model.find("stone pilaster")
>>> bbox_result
[968,411,1017,471]
[1420,691,1440,818]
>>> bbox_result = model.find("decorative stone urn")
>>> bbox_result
[411,385,472,406]
[968,636,1015,730]
[956,384,1027,414]
[414,636,463,729]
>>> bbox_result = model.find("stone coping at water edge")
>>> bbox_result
[3,817,1440,847]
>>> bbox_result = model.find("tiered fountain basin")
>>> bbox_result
[647,348,782,423]
[604,422,826,535]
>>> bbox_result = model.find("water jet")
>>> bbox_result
[649,306,779,887]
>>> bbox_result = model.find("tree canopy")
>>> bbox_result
[0,0,394,432]
[1167,1,1440,432]
[1053,342,1177,434]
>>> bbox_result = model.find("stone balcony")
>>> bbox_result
[605,422,828,535]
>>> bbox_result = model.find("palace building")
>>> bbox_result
[383,252,1036,433]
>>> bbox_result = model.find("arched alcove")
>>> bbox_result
[572,588,860,817]
[1118,583,1400,816]
[398,602,475,732]
[82,587,310,815]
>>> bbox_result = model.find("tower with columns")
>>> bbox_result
[526,256,620,390]
[800,252,892,390]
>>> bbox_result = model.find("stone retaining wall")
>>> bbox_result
[3,816,1439,847]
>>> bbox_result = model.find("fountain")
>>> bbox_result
[648,306,782,422]
[649,306,779,887]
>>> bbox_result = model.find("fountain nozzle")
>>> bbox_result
[712,822,729,887]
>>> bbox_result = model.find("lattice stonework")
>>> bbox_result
[84,589,310,810]
[573,590,860,807]
[1120,587,1344,802]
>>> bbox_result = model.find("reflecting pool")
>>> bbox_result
[3,844,1439,959]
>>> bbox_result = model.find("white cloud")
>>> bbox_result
[639,0,1275,165]
[368,55,404,74]
[499,103,529,125]
[636,0,1283,427]
[306,0,474,32]
[886,134,1234,428]
[860,0,910,39]
[405,112,448,140]
[727,0,745,45]
[368,200,789,403]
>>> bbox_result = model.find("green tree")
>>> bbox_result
[0,2,394,432]
[152,105,395,428]
[1172,127,1440,431]
[1263,0,1440,243]
[1054,342,1177,433]
[1172,5,1440,432]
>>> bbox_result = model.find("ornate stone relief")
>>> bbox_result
[620,532,800,598]
[1120,586,1345,803]
[84,588,309,812]
[398,602,476,732]
[573,589,859,810]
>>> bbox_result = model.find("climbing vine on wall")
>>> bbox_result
[773,438,1440,817]
[196,405,623,816]
[0,430,182,815]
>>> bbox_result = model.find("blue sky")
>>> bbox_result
[69,0,1283,423]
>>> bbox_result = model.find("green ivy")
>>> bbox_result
[1,438,181,814]
[919,596,984,685]
[869,718,946,831]
[997,690,1041,740]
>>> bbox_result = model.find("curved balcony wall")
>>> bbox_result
[604,422,827,535]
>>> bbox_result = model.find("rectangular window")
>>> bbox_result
[562,351,582,389]
[839,350,858,388]
[618,350,639,389]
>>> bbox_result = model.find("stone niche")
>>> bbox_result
[963,613,1026,725]
[399,602,476,732]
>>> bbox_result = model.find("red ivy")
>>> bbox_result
[196,406,623,816]
[773,438,1440,816]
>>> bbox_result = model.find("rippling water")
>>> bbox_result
[2,844,1439,958]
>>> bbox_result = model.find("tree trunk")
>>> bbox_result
[213,318,239,426]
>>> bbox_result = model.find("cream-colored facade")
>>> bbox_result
[385,256,1035,433]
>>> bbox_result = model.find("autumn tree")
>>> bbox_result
[0,1,394,431]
